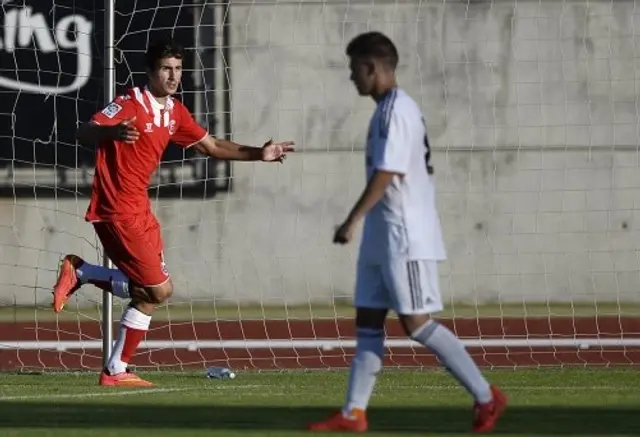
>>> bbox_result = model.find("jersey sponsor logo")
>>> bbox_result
[101,102,122,119]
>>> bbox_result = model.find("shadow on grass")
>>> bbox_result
[0,402,638,434]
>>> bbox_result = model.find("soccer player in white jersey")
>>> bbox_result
[307,32,507,433]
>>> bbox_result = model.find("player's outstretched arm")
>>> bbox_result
[193,135,295,162]
[75,118,140,145]
[334,170,396,244]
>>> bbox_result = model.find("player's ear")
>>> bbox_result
[365,58,377,75]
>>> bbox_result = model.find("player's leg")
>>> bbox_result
[91,215,171,387]
[343,307,387,418]
[101,278,173,387]
[388,260,507,433]
[308,262,389,433]
[52,251,131,313]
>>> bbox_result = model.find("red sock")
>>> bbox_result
[120,326,146,364]
[106,307,151,374]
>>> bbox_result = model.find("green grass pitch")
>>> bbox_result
[0,368,638,436]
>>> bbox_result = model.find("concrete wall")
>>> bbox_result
[1,0,639,308]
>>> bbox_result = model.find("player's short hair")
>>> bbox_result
[145,38,185,71]
[346,32,399,70]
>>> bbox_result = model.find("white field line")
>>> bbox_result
[0,387,191,401]
[0,384,264,402]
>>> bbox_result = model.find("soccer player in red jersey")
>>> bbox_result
[52,39,294,387]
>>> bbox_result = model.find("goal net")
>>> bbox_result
[1,0,639,372]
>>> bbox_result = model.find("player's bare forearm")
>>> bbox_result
[75,122,116,145]
[193,136,262,161]
[214,137,264,160]
[333,170,395,244]
[346,170,395,224]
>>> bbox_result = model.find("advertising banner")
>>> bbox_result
[0,0,229,198]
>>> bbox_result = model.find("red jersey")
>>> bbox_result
[85,87,207,221]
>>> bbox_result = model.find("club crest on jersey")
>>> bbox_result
[101,102,122,119]
[144,123,153,133]
[168,120,177,135]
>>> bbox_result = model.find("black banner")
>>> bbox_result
[0,0,230,198]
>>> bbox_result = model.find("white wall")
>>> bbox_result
[1,0,639,307]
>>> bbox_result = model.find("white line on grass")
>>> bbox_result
[0,387,191,401]
[0,384,263,402]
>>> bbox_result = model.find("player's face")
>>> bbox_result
[349,57,375,96]
[148,56,183,96]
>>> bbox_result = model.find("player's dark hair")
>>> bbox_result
[145,38,185,71]
[346,32,399,69]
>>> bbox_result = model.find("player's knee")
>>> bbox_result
[398,313,431,337]
[146,280,173,304]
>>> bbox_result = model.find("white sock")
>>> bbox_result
[343,327,385,414]
[75,262,130,299]
[412,320,492,404]
[106,306,152,375]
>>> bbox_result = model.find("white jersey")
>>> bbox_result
[359,88,446,264]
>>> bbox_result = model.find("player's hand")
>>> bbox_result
[111,117,139,144]
[333,219,356,245]
[261,138,295,163]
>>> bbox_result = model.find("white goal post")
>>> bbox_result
[0,0,639,372]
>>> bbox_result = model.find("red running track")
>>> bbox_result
[0,316,639,371]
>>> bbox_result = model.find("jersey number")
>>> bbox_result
[422,117,434,175]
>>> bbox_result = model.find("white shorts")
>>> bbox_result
[355,259,443,315]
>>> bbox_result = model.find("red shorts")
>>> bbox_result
[93,214,169,287]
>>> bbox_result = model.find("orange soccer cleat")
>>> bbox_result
[472,385,508,433]
[52,254,84,313]
[99,369,154,387]
[307,408,368,433]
